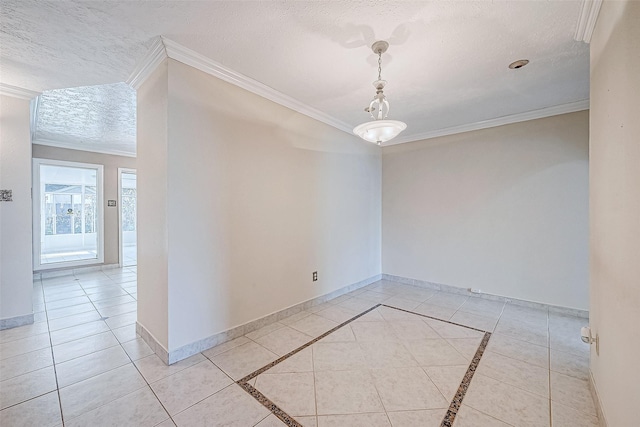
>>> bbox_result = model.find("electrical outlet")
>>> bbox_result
[312,271,318,281]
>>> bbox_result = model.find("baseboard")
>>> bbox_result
[136,322,170,365]
[589,370,608,427]
[143,274,382,365]
[0,313,34,330]
[34,263,122,280]
[382,274,589,318]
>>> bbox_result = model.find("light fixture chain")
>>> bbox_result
[378,52,382,81]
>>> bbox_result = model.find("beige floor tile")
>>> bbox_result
[56,345,131,387]
[315,370,384,415]
[454,405,513,426]
[424,365,468,401]
[425,319,485,339]
[382,296,422,311]
[0,365,57,410]
[85,287,129,300]
[494,318,548,347]
[387,320,440,340]
[317,325,356,343]
[288,314,339,338]
[312,342,366,371]
[104,311,137,329]
[59,363,146,419]
[97,301,137,318]
[134,353,205,383]
[550,371,596,417]
[550,348,589,380]
[50,320,110,346]
[155,419,177,427]
[501,305,548,326]
[297,415,318,427]
[376,306,418,321]
[253,326,312,356]
[314,305,359,323]
[317,413,391,427]
[445,337,483,360]
[210,341,279,380]
[255,414,286,426]
[267,348,313,373]
[172,384,270,426]
[255,372,316,416]
[357,290,393,303]
[386,409,446,426]
[0,332,51,360]
[477,351,549,398]
[45,295,91,310]
[52,331,119,363]
[409,303,458,320]
[0,347,53,381]
[151,360,233,415]
[122,337,154,360]
[359,340,419,369]
[352,308,386,322]
[337,297,378,313]
[485,333,549,369]
[0,321,50,344]
[457,298,506,317]
[92,295,136,310]
[449,311,498,332]
[404,339,468,366]
[245,322,286,341]
[351,321,399,342]
[371,367,449,411]
[65,387,169,427]
[48,310,102,332]
[0,391,61,427]
[46,303,96,320]
[279,311,314,326]
[551,400,599,427]
[112,324,138,343]
[202,336,251,359]
[427,293,469,309]
[464,374,549,427]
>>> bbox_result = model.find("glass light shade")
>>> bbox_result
[353,119,407,145]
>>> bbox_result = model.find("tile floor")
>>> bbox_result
[0,269,598,427]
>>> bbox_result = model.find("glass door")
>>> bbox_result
[119,169,137,267]
[33,159,104,270]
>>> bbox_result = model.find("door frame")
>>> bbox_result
[32,158,105,271]
[118,168,137,267]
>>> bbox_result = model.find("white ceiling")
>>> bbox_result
[0,1,590,153]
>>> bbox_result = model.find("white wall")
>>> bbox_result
[0,95,33,324]
[589,1,640,425]
[32,144,136,267]
[137,58,381,353]
[382,111,589,309]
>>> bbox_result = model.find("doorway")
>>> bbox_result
[33,159,104,270]
[118,169,137,267]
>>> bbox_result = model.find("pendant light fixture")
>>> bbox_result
[353,41,407,145]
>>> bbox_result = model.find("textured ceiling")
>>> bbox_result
[1,1,590,153]
[34,83,136,155]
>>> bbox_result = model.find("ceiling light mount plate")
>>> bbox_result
[371,41,389,55]
[509,59,529,69]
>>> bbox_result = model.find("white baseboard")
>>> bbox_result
[589,371,608,427]
[140,274,381,365]
[0,313,34,330]
[381,274,589,318]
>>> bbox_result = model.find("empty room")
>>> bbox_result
[0,1,638,426]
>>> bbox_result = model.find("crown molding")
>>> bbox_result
[33,138,136,158]
[0,83,40,100]
[385,99,590,146]
[161,38,354,134]
[574,0,603,43]
[126,37,168,90]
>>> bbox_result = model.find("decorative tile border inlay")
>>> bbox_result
[236,303,492,427]
[441,331,492,427]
